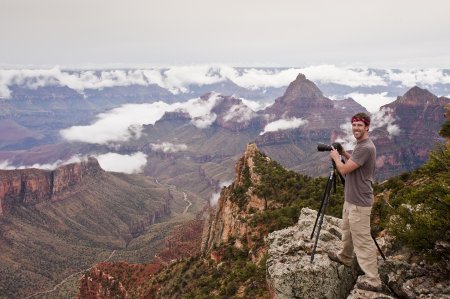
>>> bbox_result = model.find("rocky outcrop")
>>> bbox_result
[0,157,103,215]
[78,264,130,299]
[202,143,268,260]
[267,208,358,299]
[158,111,191,122]
[267,208,450,299]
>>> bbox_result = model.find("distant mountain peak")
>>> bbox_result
[396,86,438,105]
[282,73,324,102]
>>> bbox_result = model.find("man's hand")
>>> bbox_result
[330,147,340,162]
[330,146,360,175]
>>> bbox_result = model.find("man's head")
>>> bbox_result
[351,112,370,140]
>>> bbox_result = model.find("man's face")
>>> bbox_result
[352,120,368,140]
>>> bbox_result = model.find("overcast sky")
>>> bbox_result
[1,0,450,68]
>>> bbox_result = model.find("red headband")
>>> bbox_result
[351,117,370,126]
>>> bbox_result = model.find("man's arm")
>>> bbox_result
[330,148,360,175]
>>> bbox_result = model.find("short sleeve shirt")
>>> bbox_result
[345,138,376,207]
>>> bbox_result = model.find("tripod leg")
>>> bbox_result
[310,172,334,263]
[310,178,329,239]
[371,233,386,260]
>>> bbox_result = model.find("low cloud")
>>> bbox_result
[60,102,171,144]
[162,65,228,94]
[260,117,308,135]
[60,93,224,144]
[0,155,84,170]
[386,68,450,87]
[370,108,401,138]
[344,92,396,113]
[230,68,301,89]
[0,64,418,100]
[240,98,272,111]
[223,103,256,123]
[150,142,188,153]
[0,67,164,98]
[209,180,233,206]
[299,65,387,87]
[3,65,450,100]
[95,152,147,174]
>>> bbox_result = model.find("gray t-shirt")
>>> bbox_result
[345,138,376,207]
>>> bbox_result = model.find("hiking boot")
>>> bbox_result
[356,281,382,292]
[327,251,352,267]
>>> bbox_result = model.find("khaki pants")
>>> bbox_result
[338,201,381,286]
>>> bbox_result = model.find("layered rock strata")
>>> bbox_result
[0,157,103,215]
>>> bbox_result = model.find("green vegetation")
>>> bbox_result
[250,151,344,234]
[374,143,450,258]
[151,140,449,297]
[148,149,344,298]
[230,164,253,208]
[439,119,450,138]
[150,244,268,299]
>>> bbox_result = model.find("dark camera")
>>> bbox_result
[317,142,343,154]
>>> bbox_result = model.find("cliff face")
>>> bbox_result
[202,143,269,262]
[267,208,357,299]
[0,157,103,215]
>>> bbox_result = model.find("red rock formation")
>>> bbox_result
[0,157,103,216]
[78,264,130,299]
[78,217,205,298]
[202,143,268,262]
[374,86,450,176]
[158,111,191,122]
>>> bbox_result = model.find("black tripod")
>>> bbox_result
[309,160,386,263]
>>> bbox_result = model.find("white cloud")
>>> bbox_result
[344,92,396,113]
[223,103,255,123]
[60,101,171,144]
[95,152,147,174]
[0,155,85,170]
[0,67,170,98]
[60,93,224,144]
[299,65,387,87]
[150,142,187,153]
[191,114,217,129]
[174,92,222,128]
[230,68,301,89]
[162,65,228,94]
[209,180,233,206]
[386,68,450,87]
[370,108,401,138]
[240,98,272,111]
[260,117,308,135]
[3,65,450,100]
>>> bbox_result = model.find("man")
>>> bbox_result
[328,112,382,292]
